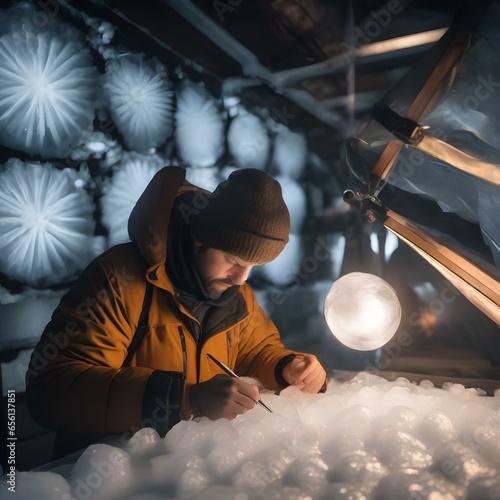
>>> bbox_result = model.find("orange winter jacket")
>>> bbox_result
[26,166,297,440]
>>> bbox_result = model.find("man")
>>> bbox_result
[26,166,327,455]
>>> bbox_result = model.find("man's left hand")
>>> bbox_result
[282,354,327,393]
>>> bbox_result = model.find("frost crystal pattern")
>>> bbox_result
[273,128,308,180]
[101,154,164,247]
[0,7,98,158]
[175,83,224,167]
[104,54,174,151]
[0,160,96,287]
[227,112,270,169]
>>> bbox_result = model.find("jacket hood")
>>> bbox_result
[127,166,188,269]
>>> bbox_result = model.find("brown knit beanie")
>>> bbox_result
[190,169,290,264]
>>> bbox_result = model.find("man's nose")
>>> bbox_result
[229,265,253,285]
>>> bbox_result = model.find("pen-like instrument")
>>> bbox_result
[207,353,274,413]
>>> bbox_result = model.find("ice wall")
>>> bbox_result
[101,153,165,247]
[103,54,174,152]
[175,83,225,168]
[0,160,96,287]
[0,2,98,158]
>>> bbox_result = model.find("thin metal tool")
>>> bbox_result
[207,353,274,413]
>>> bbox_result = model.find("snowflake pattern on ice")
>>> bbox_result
[175,82,224,167]
[101,153,165,247]
[103,53,174,151]
[227,112,270,170]
[0,159,96,287]
[0,5,98,158]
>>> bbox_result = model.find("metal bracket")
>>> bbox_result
[343,190,387,223]
[371,103,425,145]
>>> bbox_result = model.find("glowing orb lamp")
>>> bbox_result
[324,272,402,351]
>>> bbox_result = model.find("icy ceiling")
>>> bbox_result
[81,0,459,127]
[68,0,458,135]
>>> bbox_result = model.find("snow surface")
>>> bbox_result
[0,287,63,347]
[7,373,500,499]
[0,349,32,396]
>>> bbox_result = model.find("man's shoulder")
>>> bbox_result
[102,241,141,257]
[239,283,259,309]
[86,242,147,277]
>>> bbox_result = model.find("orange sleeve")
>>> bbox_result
[26,246,160,436]
[234,286,297,391]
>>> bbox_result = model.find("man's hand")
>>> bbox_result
[188,374,260,420]
[282,354,326,393]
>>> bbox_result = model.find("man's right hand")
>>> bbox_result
[188,374,260,420]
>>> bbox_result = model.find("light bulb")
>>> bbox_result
[324,272,401,351]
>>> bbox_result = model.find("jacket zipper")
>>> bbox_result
[190,315,250,383]
[177,326,188,379]
[226,332,232,363]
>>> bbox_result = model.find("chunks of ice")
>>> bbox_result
[387,405,419,430]
[163,419,211,455]
[191,484,249,500]
[242,446,296,485]
[234,419,272,455]
[417,411,456,449]
[283,456,329,498]
[431,442,495,485]
[322,482,371,499]
[150,453,209,498]
[467,474,500,500]
[7,471,70,500]
[372,428,433,470]
[334,405,375,442]
[125,427,160,457]
[232,459,272,495]
[321,432,365,469]
[263,483,314,500]
[374,468,461,500]
[70,444,132,500]
[19,374,500,499]
[465,427,500,469]
[328,450,387,491]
